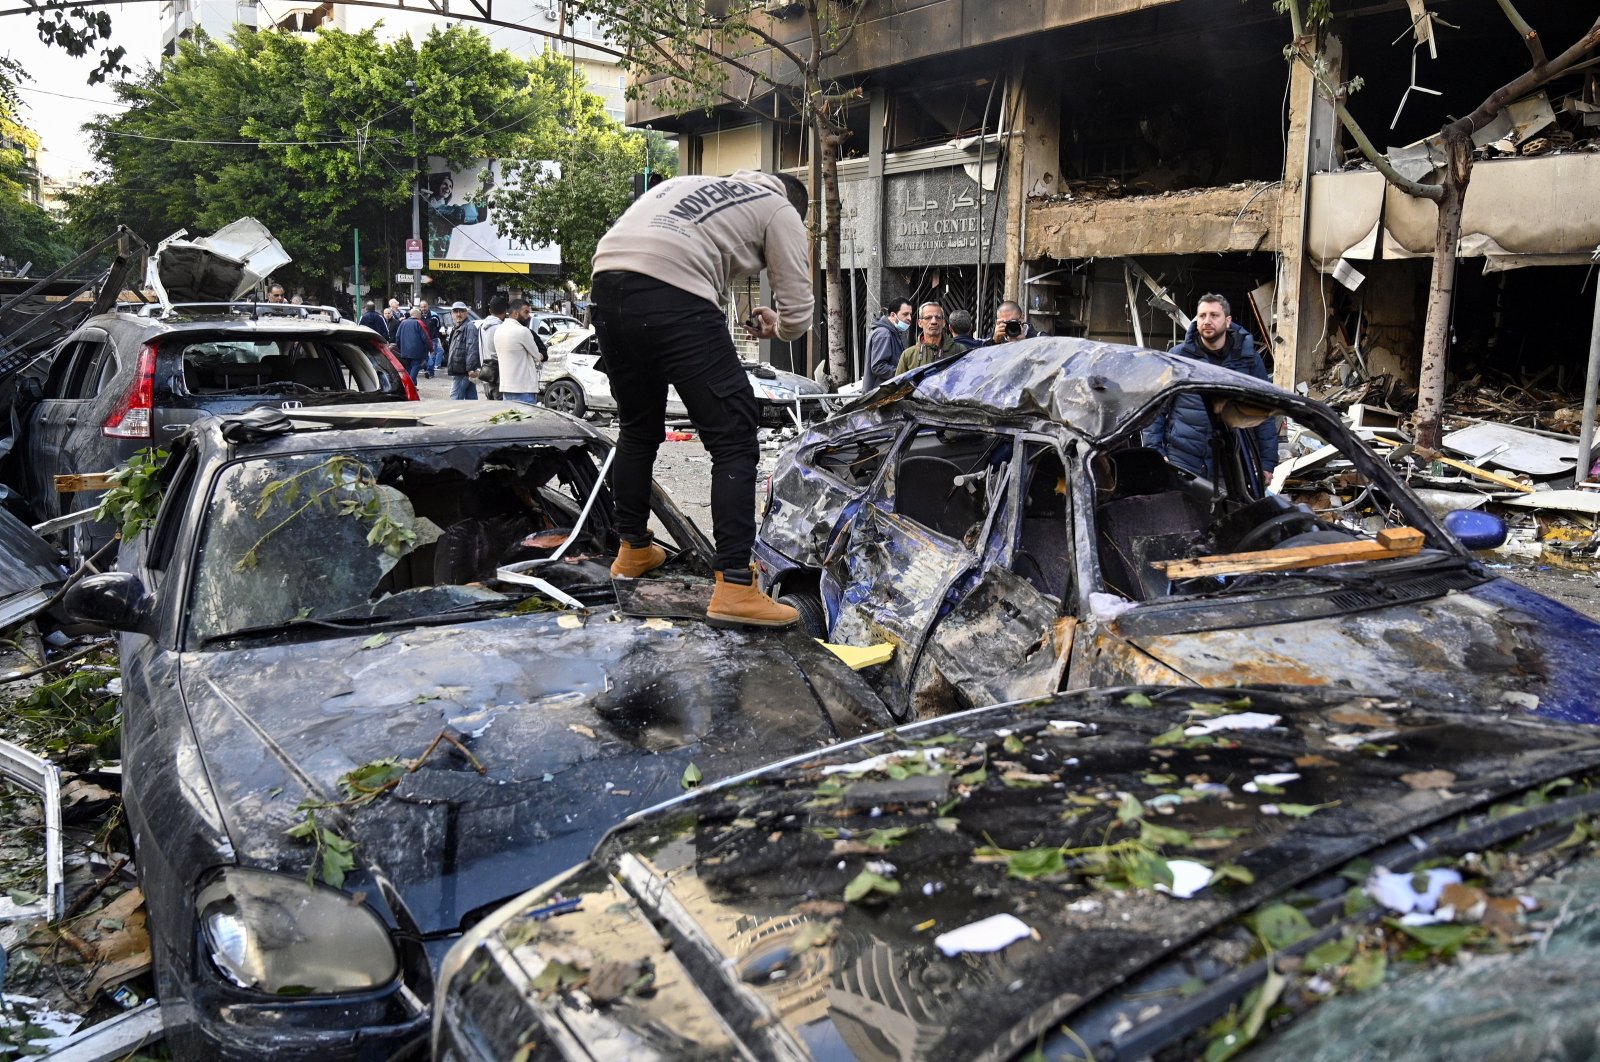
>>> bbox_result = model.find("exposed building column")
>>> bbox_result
[867,87,887,338]
[1002,69,1027,304]
[1272,32,1342,389]
[1013,59,1062,324]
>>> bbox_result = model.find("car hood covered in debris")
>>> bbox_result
[434,685,1600,1061]
[173,611,893,936]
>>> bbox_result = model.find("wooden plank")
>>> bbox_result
[1416,449,1535,493]
[54,472,115,493]
[1152,526,1426,580]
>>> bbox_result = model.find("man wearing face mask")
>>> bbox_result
[864,297,913,390]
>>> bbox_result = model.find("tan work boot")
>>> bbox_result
[706,572,799,627]
[610,541,666,578]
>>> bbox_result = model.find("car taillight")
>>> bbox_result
[102,343,157,439]
[376,342,420,401]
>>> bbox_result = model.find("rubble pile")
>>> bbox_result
[1287,370,1600,571]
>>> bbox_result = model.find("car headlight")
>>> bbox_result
[197,868,399,995]
[757,384,795,401]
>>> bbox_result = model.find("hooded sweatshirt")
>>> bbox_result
[592,171,813,342]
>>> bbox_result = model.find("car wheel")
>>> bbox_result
[777,591,827,639]
[544,379,586,417]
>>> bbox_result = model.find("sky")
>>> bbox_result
[4,1,563,185]
[6,2,163,182]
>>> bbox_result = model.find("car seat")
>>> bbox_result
[1095,447,1210,601]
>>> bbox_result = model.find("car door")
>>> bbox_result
[821,424,1015,709]
[911,438,1078,710]
[24,329,111,520]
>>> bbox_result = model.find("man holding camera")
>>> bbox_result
[590,169,812,627]
[986,300,1041,345]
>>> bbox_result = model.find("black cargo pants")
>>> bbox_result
[590,270,759,576]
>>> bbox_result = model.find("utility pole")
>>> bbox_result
[408,79,422,306]
[352,227,361,311]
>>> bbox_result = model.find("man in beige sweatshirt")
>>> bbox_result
[591,170,811,627]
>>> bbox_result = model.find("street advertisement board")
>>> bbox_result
[425,158,561,274]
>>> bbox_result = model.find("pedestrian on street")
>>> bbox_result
[1144,293,1278,491]
[419,299,444,377]
[895,302,961,375]
[477,295,508,401]
[445,301,482,400]
[864,296,912,390]
[495,299,545,404]
[384,299,404,342]
[984,300,1043,345]
[949,309,985,351]
[358,300,388,339]
[395,306,431,385]
[591,169,812,627]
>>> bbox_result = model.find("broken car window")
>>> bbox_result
[1012,444,1072,600]
[187,442,623,643]
[179,336,386,395]
[807,429,898,488]
[1098,392,1436,602]
[890,427,1012,543]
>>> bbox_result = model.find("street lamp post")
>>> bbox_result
[408,79,422,306]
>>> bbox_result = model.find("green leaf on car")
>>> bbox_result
[681,762,703,789]
[843,869,900,903]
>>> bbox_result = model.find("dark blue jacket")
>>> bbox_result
[358,310,388,338]
[395,317,431,362]
[1143,322,1278,481]
[864,315,907,390]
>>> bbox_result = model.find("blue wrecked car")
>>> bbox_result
[754,337,1600,723]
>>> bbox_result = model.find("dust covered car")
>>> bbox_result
[433,684,1600,1061]
[63,401,893,1060]
[1,220,416,561]
[755,337,1600,722]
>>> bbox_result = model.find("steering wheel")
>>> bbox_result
[1230,508,1322,553]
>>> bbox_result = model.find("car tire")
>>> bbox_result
[777,591,827,639]
[543,379,586,418]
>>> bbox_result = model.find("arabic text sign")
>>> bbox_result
[884,166,1005,268]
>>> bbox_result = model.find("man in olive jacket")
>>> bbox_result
[895,302,962,375]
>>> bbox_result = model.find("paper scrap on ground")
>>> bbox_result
[818,640,894,670]
[1157,859,1213,899]
[821,748,946,776]
[1184,713,1282,737]
[1243,772,1301,793]
[934,913,1033,956]
[1366,866,1462,914]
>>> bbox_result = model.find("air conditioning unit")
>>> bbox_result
[542,6,557,20]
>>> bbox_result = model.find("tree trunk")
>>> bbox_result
[819,117,850,386]
[1413,128,1473,450]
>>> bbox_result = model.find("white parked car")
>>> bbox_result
[539,328,829,426]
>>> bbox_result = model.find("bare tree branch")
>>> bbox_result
[1450,16,1600,139]
[1494,0,1547,69]
[737,15,811,79]
[817,0,871,61]
[1332,93,1442,200]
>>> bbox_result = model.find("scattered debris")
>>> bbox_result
[933,913,1033,956]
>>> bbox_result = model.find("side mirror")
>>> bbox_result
[64,572,154,633]
[1441,509,1507,551]
[16,376,42,405]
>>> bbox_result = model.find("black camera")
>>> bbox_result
[1003,319,1023,338]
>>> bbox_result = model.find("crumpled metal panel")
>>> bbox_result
[913,567,1070,712]
[1124,579,1600,724]
[761,408,894,569]
[908,336,1286,440]
[0,505,62,627]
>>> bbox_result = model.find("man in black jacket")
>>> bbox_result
[1143,294,1278,490]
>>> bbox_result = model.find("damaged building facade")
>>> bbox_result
[631,0,1600,399]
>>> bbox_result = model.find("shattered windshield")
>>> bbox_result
[1094,391,1454,603]
[188,440,626,643]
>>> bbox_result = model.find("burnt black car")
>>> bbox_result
[4,304,417,561]
[62,401,893,1060]
[754,337,1600,723]
[433,684,1600,1061]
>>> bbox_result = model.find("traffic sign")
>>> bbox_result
[405,238,424,270]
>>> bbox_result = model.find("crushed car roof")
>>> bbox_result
[201,401,589,452]
[886,336,1292,439]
